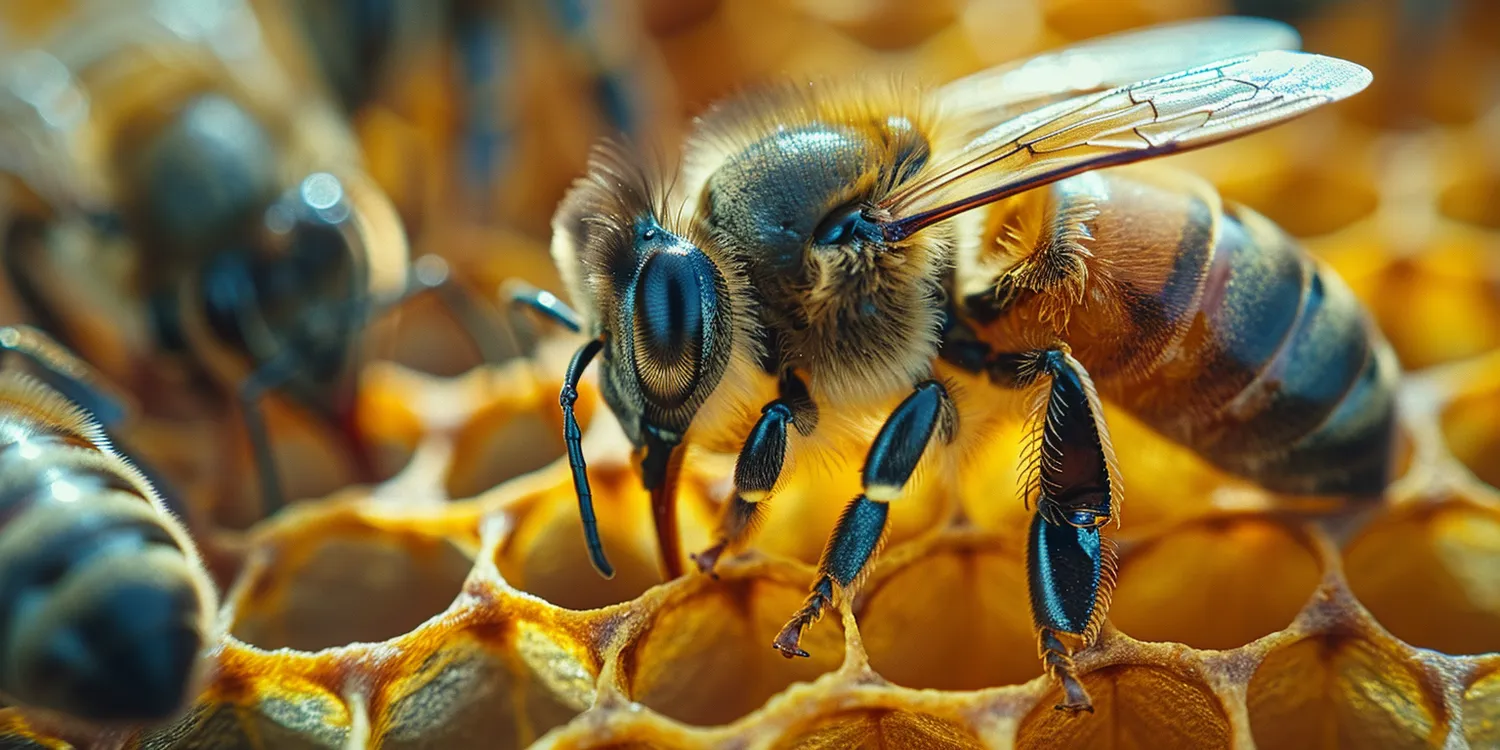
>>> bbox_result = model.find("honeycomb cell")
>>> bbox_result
[1463,667,1500,748]
[1344,498,1500,655]
[1246,634,1450,749]
[1016,664,1232,750]
[1361,249,1500,372]
[857,536,1041,691]
[378,633,581,750]
[1441,357,1500,488]
[229,512,475,651]
[621,568,845,726]
[771,709,984,750]
[1109,515,1323,651]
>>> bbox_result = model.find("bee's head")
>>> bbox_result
[552,143,736,455]
[197,172,374,414]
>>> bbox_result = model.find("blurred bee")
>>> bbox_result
[0,325,216,724]
[0,0,500,515]
[522,17,1394,712]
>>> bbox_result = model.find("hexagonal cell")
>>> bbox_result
[1344,498,1500,655]
[1247,634,1450,749]
[857,535,1040,691]
[229,512,475,651]
[1360,249,1500,372]
[620,570,845,727]
[1017,664,1231,749]
[1440,359,1500,489]
[1464,666,1500,748]
[1109,515,1323,651]
[377,631,584,750]
[772,709,985,750]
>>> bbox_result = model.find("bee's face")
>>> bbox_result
[555,146,737,450]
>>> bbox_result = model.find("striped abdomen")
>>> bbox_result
[957,166,1400,496]
[0,374,214,722]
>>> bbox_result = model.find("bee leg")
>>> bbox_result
[693,371,817,576]
[773,379,955,658]
[398,254,509,363]
[237,350,303,516]
[561,336,613,578]
[1014,348,1121,713]
[0,324,132,429]
[1029,511,1117,713]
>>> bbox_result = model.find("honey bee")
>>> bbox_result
[521,17,1392,711]
[0,0,499,515]
[0,325,216,724]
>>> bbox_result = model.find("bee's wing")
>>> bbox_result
[877,51,1372,241]
[938,16,1302,132]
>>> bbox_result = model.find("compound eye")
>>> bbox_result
[1067,509,1109,529]
[813,203,876,246]
[632,244,720,410]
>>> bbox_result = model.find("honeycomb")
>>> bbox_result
[2,0,1500,747]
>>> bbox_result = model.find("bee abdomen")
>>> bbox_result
[0,378,210,722]
[1128,203,1399,496]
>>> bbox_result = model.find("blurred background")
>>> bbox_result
[1,0,1499,748]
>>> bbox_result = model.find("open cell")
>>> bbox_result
[229,516,474,651]
[1109,515,1323,651]
[857,539,1041,691]
[622,575,845,727]
[1017,664,1231,750]
[1344,499,1500,655]
[1247,635,1450,749]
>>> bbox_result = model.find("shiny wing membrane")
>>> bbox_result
[938,16,1303,133]
[878,50,1372,241]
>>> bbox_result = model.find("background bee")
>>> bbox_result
[524,17,1390,713]
[0,325,216,724]
[0,0,500,518]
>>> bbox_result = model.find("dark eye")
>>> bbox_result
[632,245,719,410]
[813,203,873,246]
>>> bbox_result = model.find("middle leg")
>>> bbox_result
[772,379,957,658]
[691,369,817,576]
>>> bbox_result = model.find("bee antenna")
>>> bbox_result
[561,336,614,578]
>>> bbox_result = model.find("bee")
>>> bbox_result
[520,17,1391,712]
[0,325,216,724]
[0,0,500,516]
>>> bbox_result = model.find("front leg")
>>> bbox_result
[692,370,817,576]
[1014,347,1121,713]
[773,379,956,658]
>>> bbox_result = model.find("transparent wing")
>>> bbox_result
[938,16,1302,130]
[878,50,1372,241]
